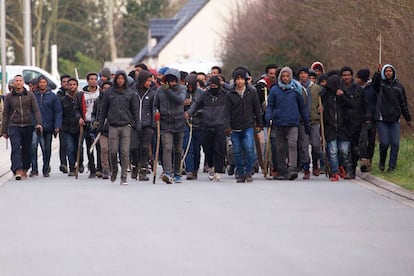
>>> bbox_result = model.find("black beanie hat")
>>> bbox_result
[209,76,221,87]
[297,66,309,75]
[356,69,370,83]
[233,69,249,81]
[37,75,48,84]
[165,74,178,83]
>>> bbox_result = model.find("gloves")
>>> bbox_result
[304,124,310,135]
[225,128,232,136]
[92,121,99,130]
[154,112,161,122]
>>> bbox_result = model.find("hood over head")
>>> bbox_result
[137,70,152,88]
[163,68,181,83]
[113,70,128,89]
[185,74,198,91]
[325,75,342,91]
[381,64,396,81]
[311,61,325,73]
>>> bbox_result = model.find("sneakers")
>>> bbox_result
[111,171,117,182]
[102,170,109,179]
[245,174,253,183]
[131,166,138,180]
[213,173,221,182]
[192,171,198,180]
[236,175,245,183]
[95,171,103,178]
[43,172,50,177]
[186,172,194,180]
[78,164,84,173]
[227,164,235,176]
[288,171,298,181]
[303,170,310,179]
[173,174,182,183]
[59,165,68,173]
[387,167,395,173]
[120,178,128,186]
[139,170,149,181]
[344,172,354,179]
[360,158,369,173]
[88,171,96,179]
[162,173,174,184]
[339,166,346,178]
[29,170,38,177]
[68,170,75,177]
[208,169,215,181]
[330,173,340,182]
[15,169,24,180]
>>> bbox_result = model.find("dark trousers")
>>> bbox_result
[130,126,154,169]
[359,122,376,161]
[8,126,33,173]
[58,130,67,166]
[202,129,226,173]
[85,123,101,172]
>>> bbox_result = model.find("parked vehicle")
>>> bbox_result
[0,65,60,94]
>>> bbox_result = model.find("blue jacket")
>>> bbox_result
[265,84,309,127]
[34,89,63,132]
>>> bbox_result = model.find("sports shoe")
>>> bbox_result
[213,173,221,182]
[227,164,235,176]
[245,174,253,183]
[339,166,346,178]
[15,169,24,180]
[173,174,182,183]
[120,178,128,186]
[288,171,298,180]
[192,171,198,180]
[330,173,340,182]
[79,164,84,173]
[303,170,310,179]
[387,167,395,173]
[186,172,194,180]
[88,172,96,179]
[360,158,369,172]
[102,171,109,179]
[131,166,138,180]
[29,170,38,177]
[208,169,215,181]
[43,172,50,177]
[59,165,68,173]
[111,171,118,182]
[68,170,75,177]
[236,175,245,183]
[95,171,103,178]
[162,173,174,184]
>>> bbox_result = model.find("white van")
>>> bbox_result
[0,65,60,94]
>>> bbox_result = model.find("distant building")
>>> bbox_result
[131,0,248,73]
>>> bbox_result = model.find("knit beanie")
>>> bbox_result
[356,69,370,83]
[297,66,309,75]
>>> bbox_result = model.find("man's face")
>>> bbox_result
[281,71,290,84]
[61,77,70,90]
[309,75,316,83]
[314,68,322,76]
[102,84,111,92]
[144,77,152,89]
[341,71,353,86]
[167,79,178,90]
[38,79,48,92]
[299,71,309,84]
[13,76,24,91]
[235,77,246,88]
[267,68,277,82]
[384,67,394,80]
[68,80,78,93]
[116,75,125,87]
[354,77,363,86]
[211,69,220,76]
[135,67,143,77]
[87,75,98,87]
[197,74,206,83]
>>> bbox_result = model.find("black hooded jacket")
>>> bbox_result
[319,75,350,141]
[99,70,140,130]
[135,70,156,128]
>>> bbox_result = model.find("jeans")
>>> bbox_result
[377,121,400,169]
[183,128,202,173]
[8,126,33,173]
[231,127,256,177]
[63,132,80,171]
[202,129,226,173]
[327,138,351,174]
[31,130,53,173]
[85,123,101,173]
[161,131,184,175]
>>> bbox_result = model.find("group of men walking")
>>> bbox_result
[0,61,411,184]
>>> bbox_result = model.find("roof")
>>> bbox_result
[131,0,209,65]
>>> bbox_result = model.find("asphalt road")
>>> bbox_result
[1,138,414,276]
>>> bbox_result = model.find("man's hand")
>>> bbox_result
[35,124,43,135]
[317,105,323,114]
[2,133,9,139]
[92,121,99,130]
[184,112,190,120]
[79,118,85,126]
[54,128,59,138]
[255,126,262,133]
[225,128,232,136]
[336,89,344,96]
[154,112,161,122]
[184,98,192,106]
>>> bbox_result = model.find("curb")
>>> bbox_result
[357,171,414,201]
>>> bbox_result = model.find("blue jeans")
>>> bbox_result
[31,130,53,173]
[8,126,33,173]
[231,127,256,177]
[377,121,400,169]
[63,132,80,171]
[183,128,202,173]
[327,138,351,174]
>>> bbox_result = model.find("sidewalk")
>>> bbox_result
[0,138,12,178]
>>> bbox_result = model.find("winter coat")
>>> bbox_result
[34,89,63,133]
[153,69,186,133]
[1,88,42,134]
[184,75,203,130]
[60,92,83,134]
[362,81,377,122]
[99,71,140,130]
[187,87,227,130]
[372,66,411,123]
[91,92,109,136]
[265,83,309,127]
[225,84,262,130]
[319,75,350,141]
[342,81,365,135]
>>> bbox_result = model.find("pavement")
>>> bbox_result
[1,138,414,275]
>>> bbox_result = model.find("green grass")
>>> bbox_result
[370,137,414,191]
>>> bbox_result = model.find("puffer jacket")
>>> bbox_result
[34,89,62,132]
[187,86,227,130]
[1,88,42,134]
[60,92,83,134]
[342,80,364,135]
[135,70,156,129]
[153,68,186,133]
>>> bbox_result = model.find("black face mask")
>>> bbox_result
[210,87,219,95]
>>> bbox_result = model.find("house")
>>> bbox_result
[131,0,248,73]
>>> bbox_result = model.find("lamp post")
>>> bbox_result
[23,0,32,66]
[1,0,7,94]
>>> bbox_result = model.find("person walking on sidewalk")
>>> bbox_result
[99,70,140,186]
[1,75,43,180]
[30,76,62,177]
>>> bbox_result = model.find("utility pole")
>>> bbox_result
[107,0,117,61]
[23,0,32,66]
[1,0,7,94]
